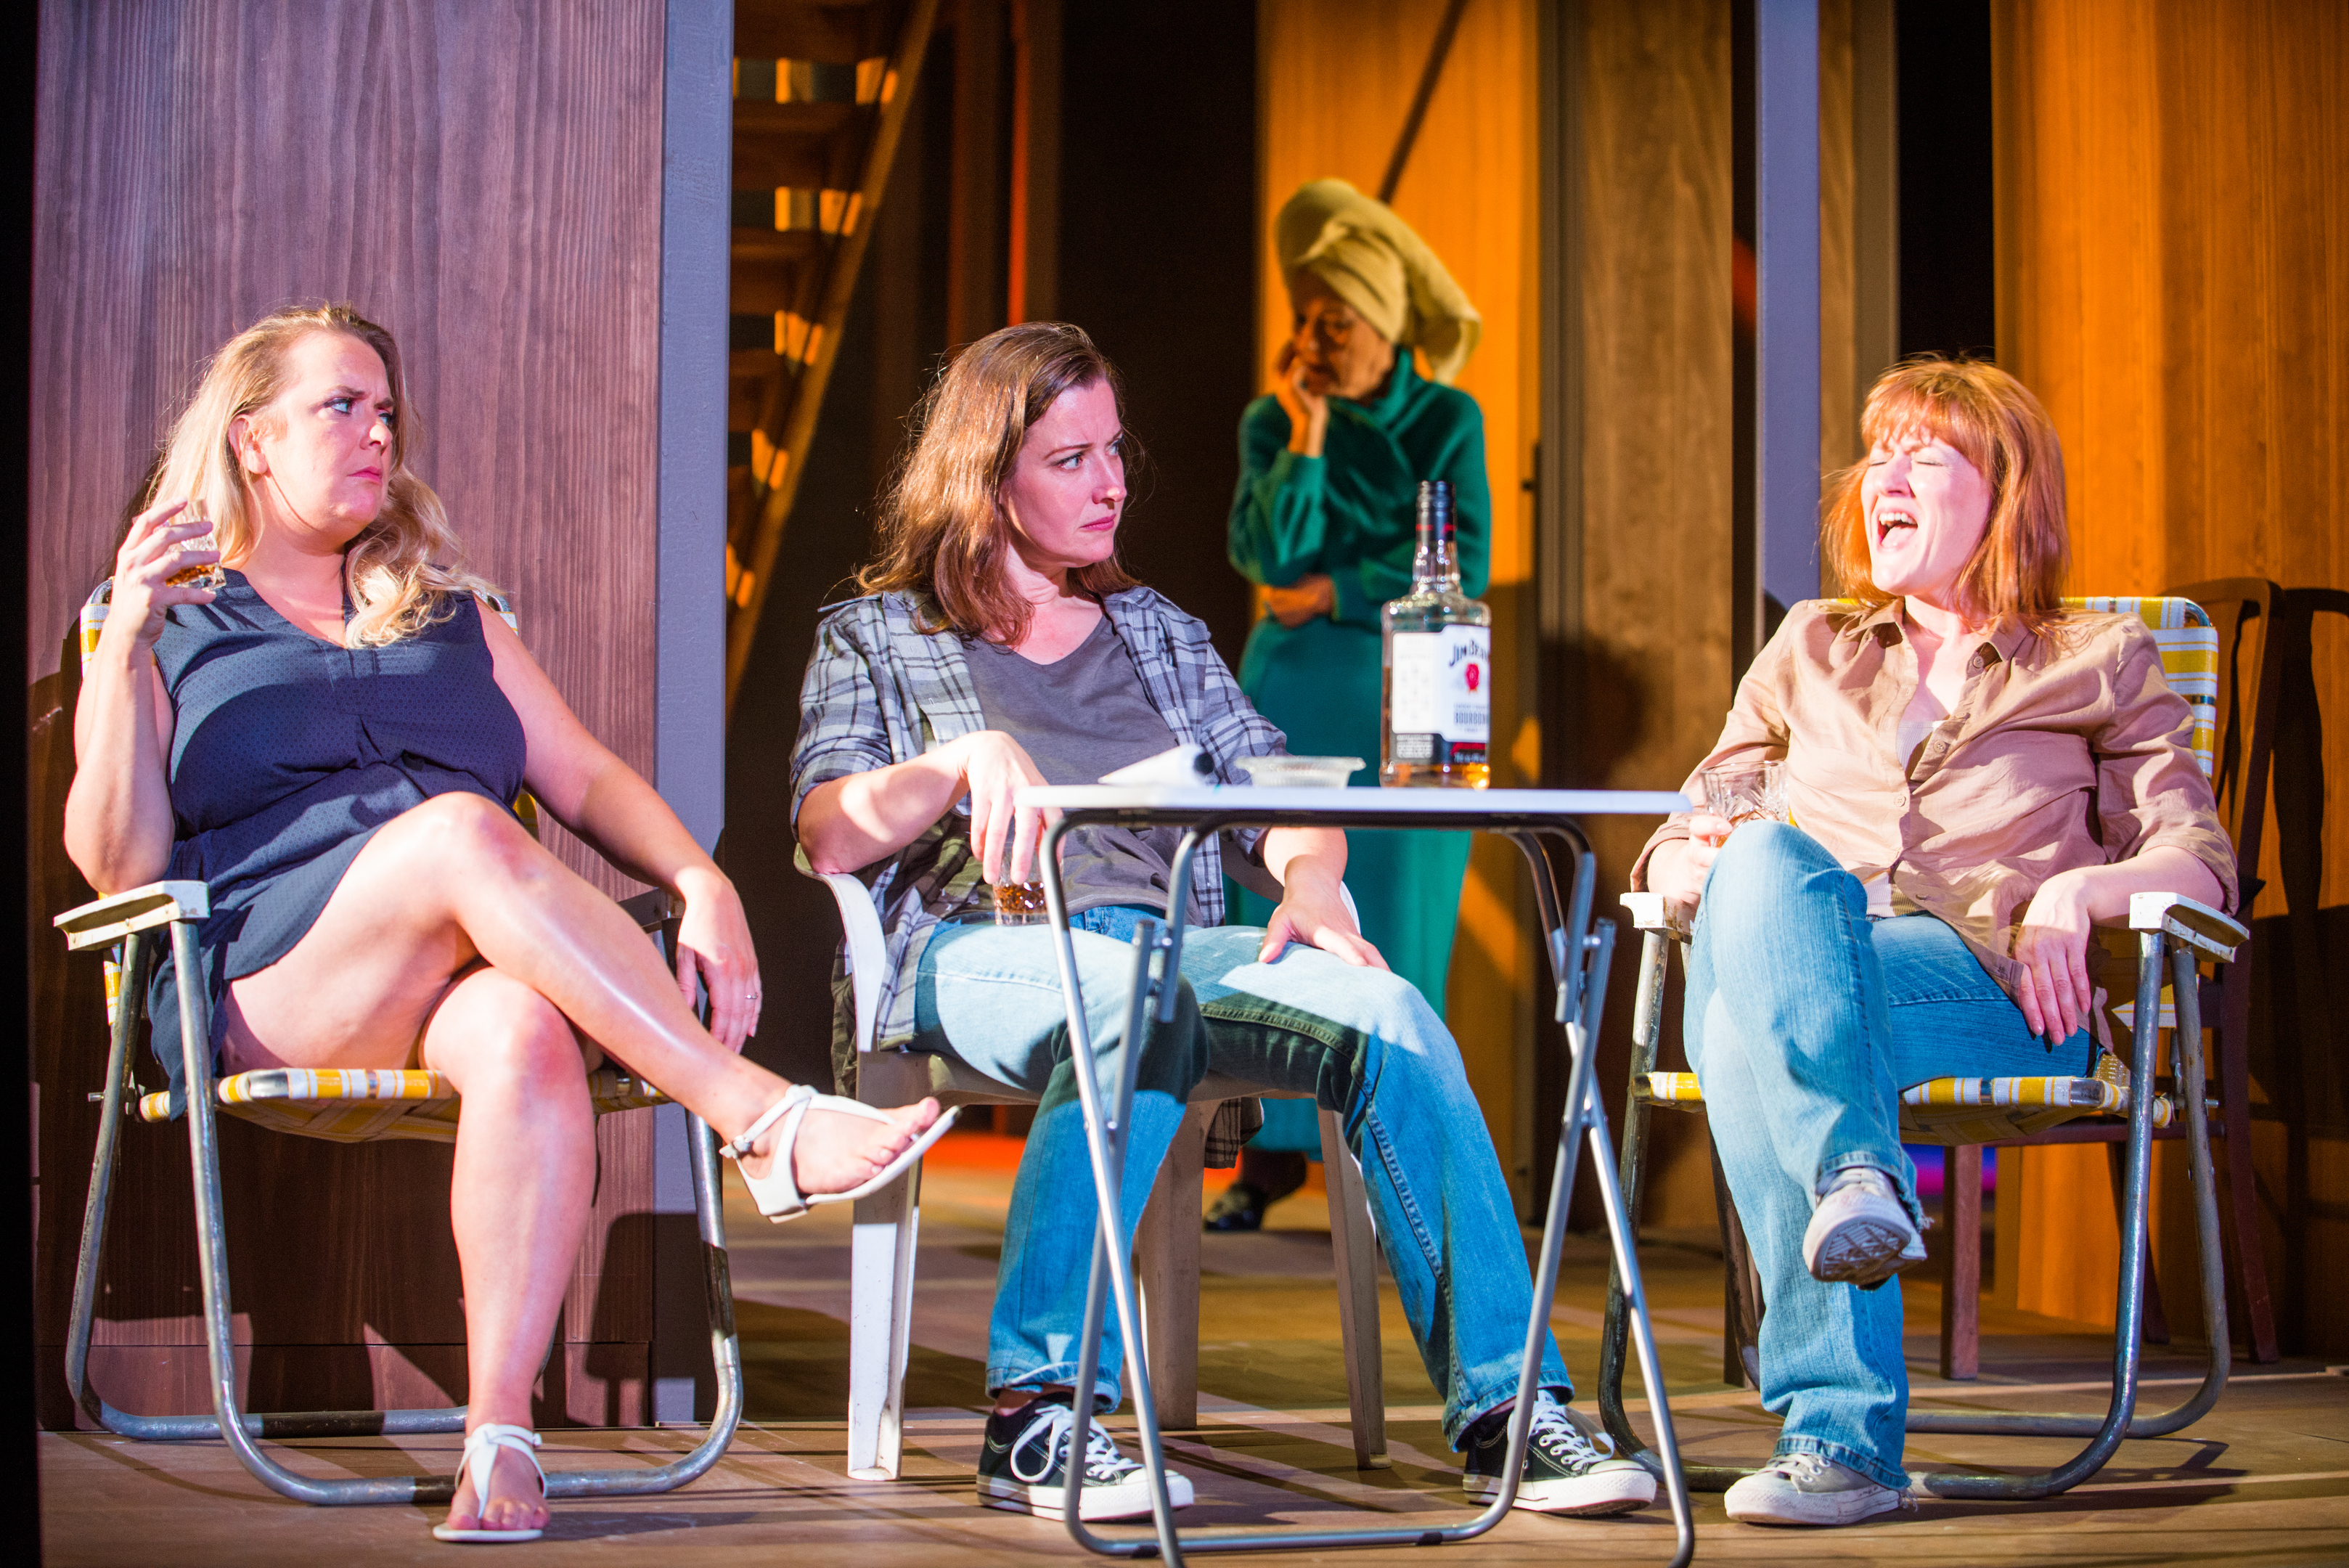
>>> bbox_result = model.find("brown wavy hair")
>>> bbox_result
[858,322,1140,643]
[1822,356,2069,633]
[142,303,497,645]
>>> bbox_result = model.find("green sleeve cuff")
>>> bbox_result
[1267,447,1326,499]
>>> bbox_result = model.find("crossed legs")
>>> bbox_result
[1687,822,2096,1490]
[220,793,938,1532]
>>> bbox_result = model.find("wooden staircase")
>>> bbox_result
[727,0,939,711]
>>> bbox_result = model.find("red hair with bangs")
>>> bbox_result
[1822,357,2070,633]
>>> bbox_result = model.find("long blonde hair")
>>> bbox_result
[1821,357,2070,634]
[144,303,495,645]
[858,322,1140,643]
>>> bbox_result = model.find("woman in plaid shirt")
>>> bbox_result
[793,323,1654,1524]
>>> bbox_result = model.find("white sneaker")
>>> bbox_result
[1802,1168,1921,1286]
[1723,1452,1916,1527]
[976,1396,1196,1522]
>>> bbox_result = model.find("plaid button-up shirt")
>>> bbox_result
[791,588,1289,1091]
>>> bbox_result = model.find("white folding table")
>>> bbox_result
[1016,783,1697,1567]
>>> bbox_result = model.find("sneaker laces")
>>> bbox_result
[1765,1452,1836,1485]
[1526,1397,1615,1473]
[1762,1451,1918,1508]
[1017,1402,1143,1487]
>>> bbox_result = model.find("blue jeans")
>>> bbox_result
[914,906,1569,1445]
[1686,822,2096,1489]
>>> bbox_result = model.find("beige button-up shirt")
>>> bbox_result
[1632,599,2239,1007]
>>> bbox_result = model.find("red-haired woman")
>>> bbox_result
[1633,359,2235,1527]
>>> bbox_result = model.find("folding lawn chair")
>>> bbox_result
[1601,594,2244,1500]
[55,581,743,1506]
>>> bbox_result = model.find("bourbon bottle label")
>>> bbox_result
[1386,625,1490,765]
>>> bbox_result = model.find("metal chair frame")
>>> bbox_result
[57,881,745,1506]
[1601,886,2243,1500]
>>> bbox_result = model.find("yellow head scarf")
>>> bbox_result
[1275,179,1482,385]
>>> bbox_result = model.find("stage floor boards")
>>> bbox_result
[40,1130,2349,1565]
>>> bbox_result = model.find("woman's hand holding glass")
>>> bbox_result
[107,499,221,650]
[1646,811,1735,920]
[959,729,1060,889]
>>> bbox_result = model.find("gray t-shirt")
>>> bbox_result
[963,616,1184,914]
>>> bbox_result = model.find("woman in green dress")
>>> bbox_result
[1214,179,1491,1227]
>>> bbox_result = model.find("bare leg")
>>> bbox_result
[421,969,592,1535]
[218,796,937,1534]
[223,793,936,1188]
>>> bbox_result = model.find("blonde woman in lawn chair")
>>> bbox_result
[63,304,949,1543]
[1630,359,2236,1528]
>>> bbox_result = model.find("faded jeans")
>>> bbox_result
[913,905,1569,1446]
[1686,822,2095,1489]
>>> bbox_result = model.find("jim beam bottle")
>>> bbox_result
[1381,480,1491,787]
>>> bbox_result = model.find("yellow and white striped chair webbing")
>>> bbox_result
[2065,595,2217,775]
[136,1067,670,1144]
[1639,1058,2178,1148]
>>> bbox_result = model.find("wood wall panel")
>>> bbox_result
[1257,0,1541,1184]
[1559,0,1736,1227]
[1990,0,2349,1349]
[28,0,663,897]
[30,1,669,1422]
[1816,0,1860,481]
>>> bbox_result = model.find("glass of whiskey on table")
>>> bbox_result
[1701,760,1788,828]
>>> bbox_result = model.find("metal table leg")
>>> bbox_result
[1033,816,1695,1565]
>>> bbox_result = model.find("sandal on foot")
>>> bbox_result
[721,1084,958,1222]
[432,1423,545,1544]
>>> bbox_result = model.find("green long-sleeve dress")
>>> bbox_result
[1227,354,1491,1151]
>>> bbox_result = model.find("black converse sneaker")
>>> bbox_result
[1461,1392,1658,1516]
[976,1394,1196,1522]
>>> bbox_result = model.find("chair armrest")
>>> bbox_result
[820,872,889,1053]
[2124,892,2247,963]
[54,881,210,952]
[1619,891,1691,941]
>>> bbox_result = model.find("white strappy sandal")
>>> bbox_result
[722,1083,958,1222]
[432,1422,546,1544]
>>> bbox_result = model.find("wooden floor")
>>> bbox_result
[40,1130,2349,1565]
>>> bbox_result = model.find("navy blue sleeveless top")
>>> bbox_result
[142,570,527,1104]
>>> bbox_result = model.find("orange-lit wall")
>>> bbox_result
[1992,0,2349,1350]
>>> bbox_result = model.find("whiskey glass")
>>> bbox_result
[1700,760,1789,828]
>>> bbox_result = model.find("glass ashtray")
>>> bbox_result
[1234,754,1364,788]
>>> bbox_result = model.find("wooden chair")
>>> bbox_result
[818,870,1389,1479]
[1600,594,2245,1500]
[2267,585,2348,1351]
[56,582,743,1506]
